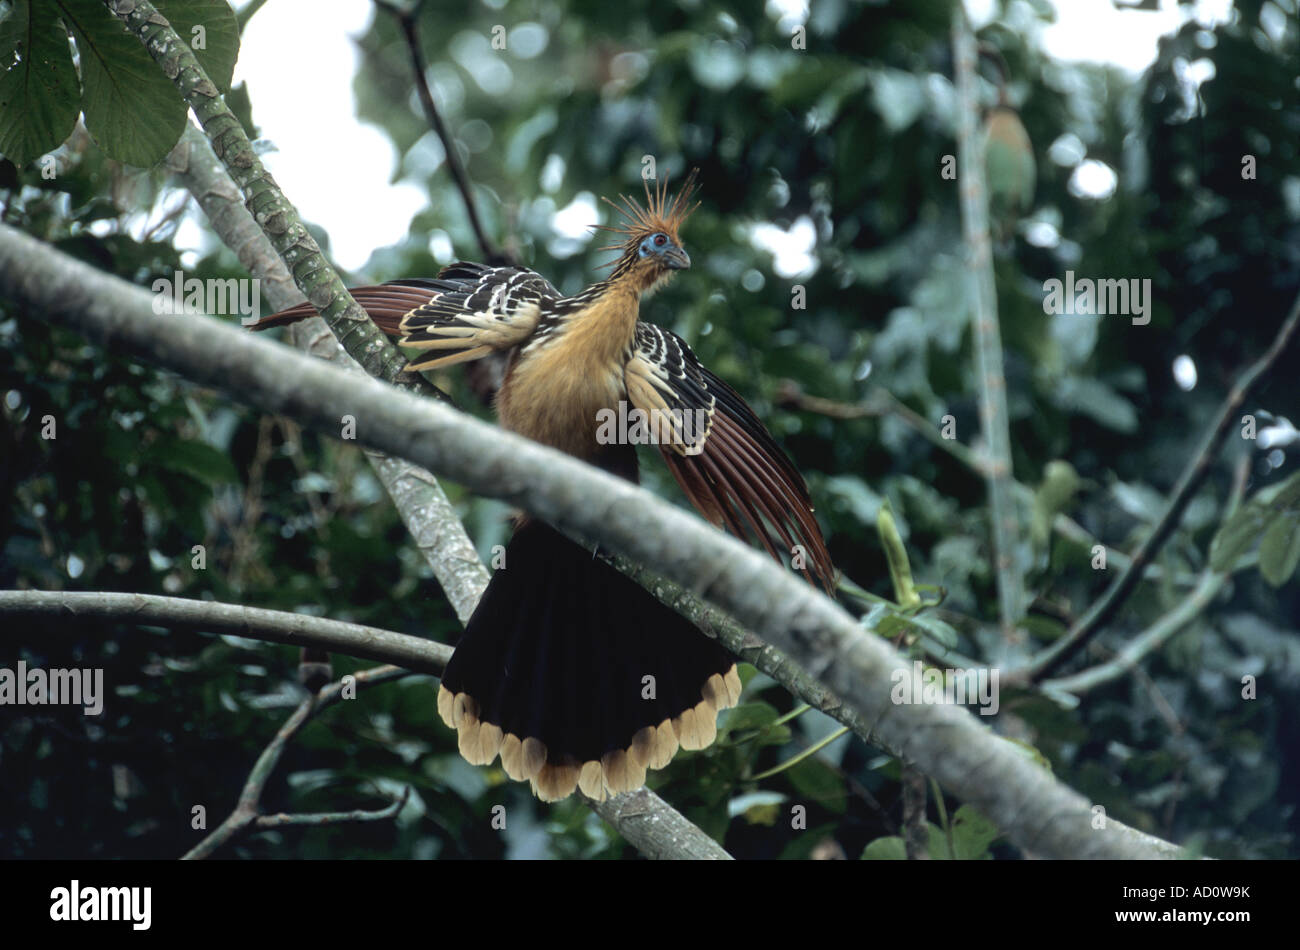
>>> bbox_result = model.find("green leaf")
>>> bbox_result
[926,822,953,858]
[860,835,907,860]
[720,702,791,747]
[785,757,846,814]
[1052,376,1138,433]
[1210,504,1268,572]
[0,1,80,165]
[906,612,960,652]
[58,0,186,167]
[948,805,1001,859]
[1258,514,1300,588]
[154,0,239,94]
[146,438,239,486]
[1254,470,1300,510]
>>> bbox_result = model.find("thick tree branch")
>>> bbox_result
[0,221,1184,859]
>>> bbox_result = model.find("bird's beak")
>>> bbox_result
[663,246,691,270]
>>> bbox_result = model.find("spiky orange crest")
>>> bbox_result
[595,169,701,255]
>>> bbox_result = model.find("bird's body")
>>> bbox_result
[497,281,640,463]
[254,173,836,801]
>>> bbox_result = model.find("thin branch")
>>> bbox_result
[952,6,1025,639]
[0,221,1186,859]
[0,590,451,672]
[1018,290,1300,683]
[253,790,409,829]
[373,0,503,263]
[183,665,410,859]
[1039,569,1228,697]
[1034,457,1249,699]
[778,379,982,472]
[901,764,929,859]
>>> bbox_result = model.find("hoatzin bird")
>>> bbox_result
[252,172,836,801]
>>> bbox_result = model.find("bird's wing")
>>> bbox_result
[249,262,560,372]
[625,322,836,591]
[397,263,559,371]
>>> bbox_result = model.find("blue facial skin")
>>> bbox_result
[640,232,691,269]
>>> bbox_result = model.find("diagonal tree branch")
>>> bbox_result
[0,221,1185,859]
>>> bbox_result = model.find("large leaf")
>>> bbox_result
[57,0,186,167]
[860,835,907,860]
[52,0,238,167]
[0,0,80,165]
[785,757,846,814]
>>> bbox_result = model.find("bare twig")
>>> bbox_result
[373,0,503,263]
[253,789,409,829]
[1039,570,1227,697]
[183,665,411,859]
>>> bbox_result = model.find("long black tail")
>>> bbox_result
[437,520,741,801]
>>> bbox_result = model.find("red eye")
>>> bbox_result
[654,234,667,246]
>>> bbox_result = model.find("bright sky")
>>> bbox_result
[174,0,1240,275]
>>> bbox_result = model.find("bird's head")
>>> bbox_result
[597,169,700,292]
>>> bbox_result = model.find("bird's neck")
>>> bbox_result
[561,276,641,368]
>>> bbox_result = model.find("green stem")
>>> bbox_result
[750,726,850,781]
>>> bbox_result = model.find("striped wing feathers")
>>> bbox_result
[628,323,836,591]
[624,322,716,456]
[397,263,560,372]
